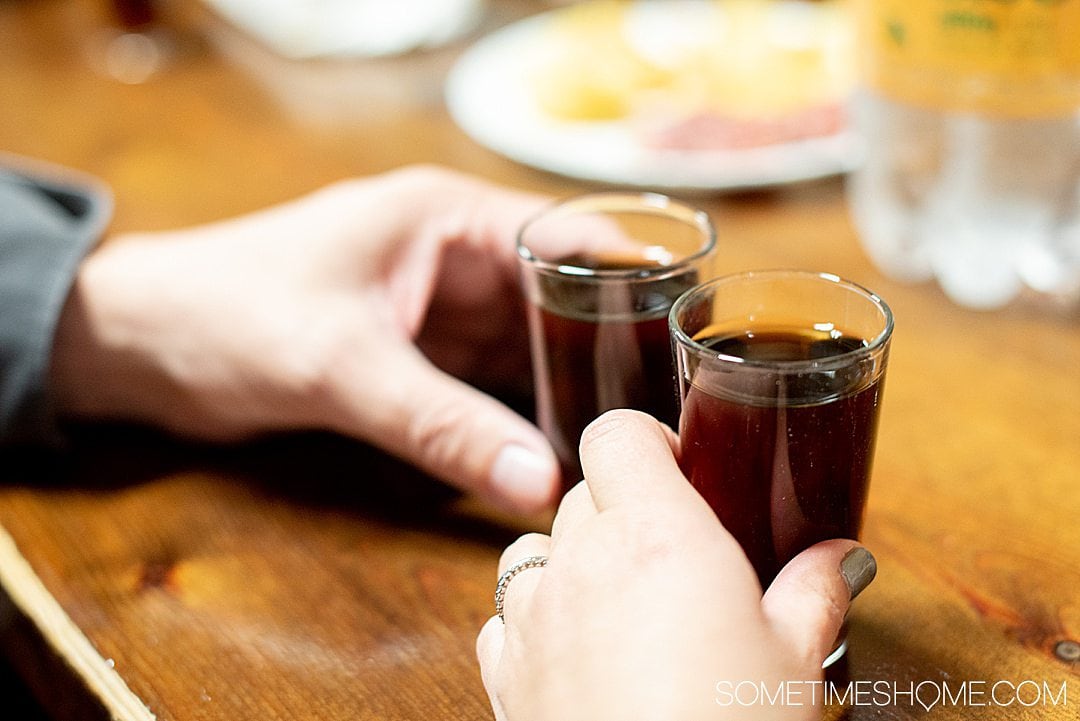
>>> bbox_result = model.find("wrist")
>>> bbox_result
[48,241,155,421]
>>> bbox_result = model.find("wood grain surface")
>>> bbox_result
[1,1,1078,719]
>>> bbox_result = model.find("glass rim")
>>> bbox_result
[516,191,716,281]
[669,269,895,371]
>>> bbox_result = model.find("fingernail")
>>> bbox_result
[840,547,877,600]
[490,444,556,511]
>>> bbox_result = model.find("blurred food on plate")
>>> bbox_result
[530,0,854,149]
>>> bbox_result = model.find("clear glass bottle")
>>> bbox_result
[847,1,1080,311]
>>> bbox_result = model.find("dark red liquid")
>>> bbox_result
[679,330,884,588]
[111,0,156,29]
[529,254,697,490]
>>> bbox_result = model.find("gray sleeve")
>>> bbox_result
[0,157,113,446]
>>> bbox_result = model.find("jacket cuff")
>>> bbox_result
[0,155,113,446]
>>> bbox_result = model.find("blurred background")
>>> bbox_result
[1,0,1077,717]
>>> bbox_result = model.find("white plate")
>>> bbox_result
[445,1,861,192]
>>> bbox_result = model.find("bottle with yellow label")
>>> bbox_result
[846,0,1080,309]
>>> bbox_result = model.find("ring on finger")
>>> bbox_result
[494,555,548,622]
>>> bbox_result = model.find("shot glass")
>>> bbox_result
[670,270,893,662]
[518,193,716,491]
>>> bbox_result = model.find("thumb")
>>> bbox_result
[355,345,560,514]
[761,540,877,668]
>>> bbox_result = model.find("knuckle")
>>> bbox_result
[818,582,850,627]
[498,533,549,575]
[589,511,680,571]
[386,163,461,192]
[286,329,343,400]
[269,311,358,420]
[405,395,475,477]
[555,481,590,516]
[579,409,649,450]
[321,165,463,210]
[624,514,681,566]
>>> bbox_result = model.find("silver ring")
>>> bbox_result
[494,555,548,621]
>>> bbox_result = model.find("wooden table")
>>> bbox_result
[2,1,1077,719]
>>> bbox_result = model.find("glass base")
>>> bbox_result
[822,636,848,669]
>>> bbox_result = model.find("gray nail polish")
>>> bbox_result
[840,547,877,600]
